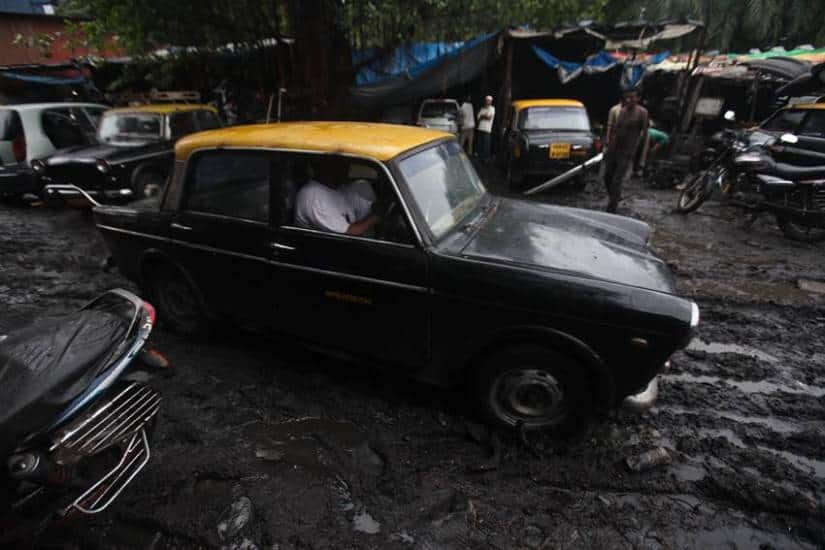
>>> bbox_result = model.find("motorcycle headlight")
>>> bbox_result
[96,159,110,174]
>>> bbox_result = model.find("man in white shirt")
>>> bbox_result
[459,95,475,155]
[295,158,380,236]
[476,95,495,160]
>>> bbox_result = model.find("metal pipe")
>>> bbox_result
[523,153,603,196]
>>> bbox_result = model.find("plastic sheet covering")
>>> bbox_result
[350,33,500,109]
[531,47,618,84]
[0,310,128,454]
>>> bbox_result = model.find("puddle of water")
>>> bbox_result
[352,511,381,534]
[672,424,825,479]
[670,461,706,482]
[666,406,800,434]
[767,447,825,479]
[690,525,816,550]
[664,372,825,398]
[686,339,778,363]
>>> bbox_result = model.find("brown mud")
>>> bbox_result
[1,167,823,549]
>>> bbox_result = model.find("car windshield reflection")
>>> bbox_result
[399,140,486,239]
[99,113,163,142]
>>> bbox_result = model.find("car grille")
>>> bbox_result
[813,188,825,210]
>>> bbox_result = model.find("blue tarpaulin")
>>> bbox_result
[531,46,618,84]
[532,46,671,87]
[354,33,496,86]
[0,72,87,86]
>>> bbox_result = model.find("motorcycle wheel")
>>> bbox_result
[775,216,825,243]
[676,171,711,213]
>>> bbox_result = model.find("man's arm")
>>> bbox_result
[346,213,380,236]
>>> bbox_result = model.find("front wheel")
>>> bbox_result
[472,345,591,434]
[775,215,825,243]
[676,171,712,213]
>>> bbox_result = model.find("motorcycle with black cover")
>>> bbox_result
[0,289,165,540]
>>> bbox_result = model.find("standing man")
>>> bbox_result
[459,95,475,155]
[602,88,649,213]
[476,95,495,160]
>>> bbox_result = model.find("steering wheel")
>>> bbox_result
[376,199,399,240]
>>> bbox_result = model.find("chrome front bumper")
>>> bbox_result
[622,376,659,413]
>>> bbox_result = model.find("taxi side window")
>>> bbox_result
[797,111,825,137]
[183,150,273,223]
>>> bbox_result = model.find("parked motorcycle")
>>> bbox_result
[0,289,164,539]
[676,111,825,242]
[675,110,762,213]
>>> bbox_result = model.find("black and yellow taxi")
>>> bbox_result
[90,121,697,432]
[38,104,222,202]
[502,99,599,188]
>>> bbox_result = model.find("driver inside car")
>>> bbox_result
[294,156,381,236]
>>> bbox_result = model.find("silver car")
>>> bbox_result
[416,99,461,135]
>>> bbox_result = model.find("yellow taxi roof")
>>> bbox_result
[175,122,451,162]
[512,99,584,111]
[107,103,217,115]
[787,103,825,110]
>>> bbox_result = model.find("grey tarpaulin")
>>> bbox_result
[350,32,501,109]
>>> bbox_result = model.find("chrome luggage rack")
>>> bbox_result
[50,382,161,515]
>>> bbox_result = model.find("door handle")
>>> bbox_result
[170,223,192,231]
[269,242,296,251]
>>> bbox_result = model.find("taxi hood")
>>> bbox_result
[453,197,676,294]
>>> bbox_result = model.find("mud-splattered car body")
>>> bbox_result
[92,121,698,430]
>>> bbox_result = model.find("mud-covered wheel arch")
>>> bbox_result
[140,255,209,337]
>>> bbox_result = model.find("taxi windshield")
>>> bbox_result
[520,107,590,131]
[399,140,486,239]
[99,112,163,141]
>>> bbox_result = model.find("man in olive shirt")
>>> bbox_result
[603,88,649,213]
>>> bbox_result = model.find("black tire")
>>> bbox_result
[571,175,587,191]
[676,171,711,213]
[146,266,208,336]
[472,344,592,434]
[775,215,825,243]
[133,170,165,199]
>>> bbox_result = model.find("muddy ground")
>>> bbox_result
[1,167,824,549]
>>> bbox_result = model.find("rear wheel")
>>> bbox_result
[147,266,207,336]
[676,171,711,213]
[472,345,591,435]
[775,215,825,243]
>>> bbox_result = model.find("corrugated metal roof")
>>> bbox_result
[0,0,55,15]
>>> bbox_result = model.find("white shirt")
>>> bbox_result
[460,102,475,129]
[477,105,495,133]
[294,180,372,233]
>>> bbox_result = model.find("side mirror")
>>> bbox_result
[723,110,736,122]
[780,133,799,144]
